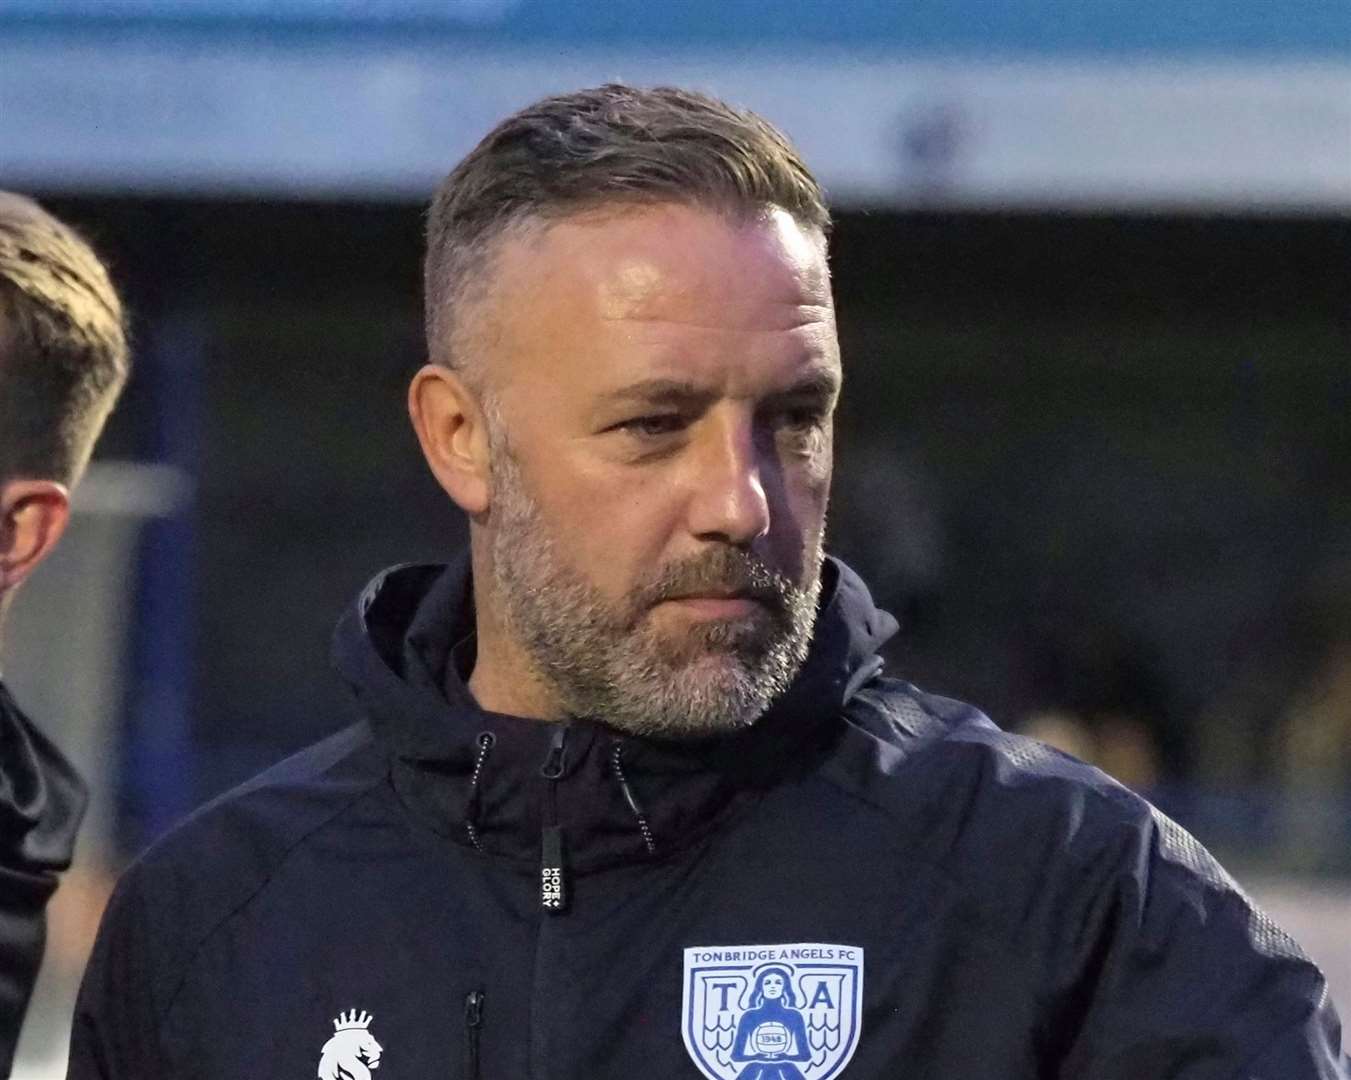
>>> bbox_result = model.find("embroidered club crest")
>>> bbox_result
[317,1009,382,1080]
[682,942,864,1080]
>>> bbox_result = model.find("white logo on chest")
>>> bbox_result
[317,1009,383,1080]
[682,942,864,1080]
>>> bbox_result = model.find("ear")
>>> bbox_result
[408,364,492,516]
[0,479,71,594]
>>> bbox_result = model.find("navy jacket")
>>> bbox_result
[1,681,85,1077]
[69,559,1347,1078]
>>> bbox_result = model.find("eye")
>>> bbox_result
[615,414,687,438]
[784,406,824,431]
[774,405,828,450]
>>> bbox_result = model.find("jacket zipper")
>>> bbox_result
[539,726,568,913]
[463,989,484,1079]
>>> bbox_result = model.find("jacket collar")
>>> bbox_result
[332,555,896,873]
[0,680,86,869]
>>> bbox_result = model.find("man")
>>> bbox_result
[0,193,129,1075]
[70,86,1346,1078]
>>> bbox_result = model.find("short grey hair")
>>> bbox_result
[423,84,830,379]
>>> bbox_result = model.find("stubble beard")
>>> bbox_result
[485,435,823,738]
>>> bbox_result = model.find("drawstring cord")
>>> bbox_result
[464,732,496,851]
[611,743,657,856]
[463,732,655,858]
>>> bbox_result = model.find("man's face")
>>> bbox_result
[475,203,840,737]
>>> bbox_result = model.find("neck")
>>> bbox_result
[464,545,565,722]
[466,640,564,722]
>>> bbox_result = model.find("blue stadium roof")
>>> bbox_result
[1,0,1348,57]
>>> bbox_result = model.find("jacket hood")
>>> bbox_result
[332,554,897,872]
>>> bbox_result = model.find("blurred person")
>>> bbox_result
[1197,560,1351,873]
[1020,708,1098,763]
[0,193,129,1076]
[69,86,1347,1078]
[1021,709,1162,792]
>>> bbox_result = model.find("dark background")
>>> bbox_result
[48,196,1351,873]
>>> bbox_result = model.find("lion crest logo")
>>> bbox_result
[317,1009,383,1080]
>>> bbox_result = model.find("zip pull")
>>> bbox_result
[540,725,567,779]
[541,824,567,912]
[463,990,484,1080]
[540,725,569,913]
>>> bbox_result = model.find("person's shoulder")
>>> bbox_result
[840,677,1142,822]
[833,679,1223,899]
[832,685,1343,1072]
[79,722,387,1033]
[135,719,381,875]
[105,722,383,942]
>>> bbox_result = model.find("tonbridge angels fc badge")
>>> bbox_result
[682,942,864,1080]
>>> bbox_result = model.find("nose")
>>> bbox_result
[686,413,771,546]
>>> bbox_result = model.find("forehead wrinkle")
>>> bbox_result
[599,316,833,336]
[598,301,836,333]
[596,359,840,414]
[482,205,837,396]
[595,257,832,327]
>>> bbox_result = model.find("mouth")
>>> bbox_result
[658,593,766,619]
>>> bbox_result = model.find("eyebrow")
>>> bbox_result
[597,378,715,408]
[598,368,841,409]
[766,368,842,403]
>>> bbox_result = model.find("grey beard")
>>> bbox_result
[486,440,822,739]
